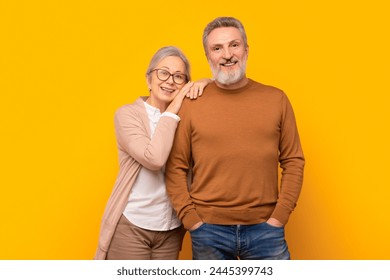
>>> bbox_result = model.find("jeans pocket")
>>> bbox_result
[264,222,284,230]
[189,223,207,234]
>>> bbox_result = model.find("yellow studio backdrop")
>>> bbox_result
[1,0,389,260]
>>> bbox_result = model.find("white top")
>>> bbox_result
[122,101,181,231]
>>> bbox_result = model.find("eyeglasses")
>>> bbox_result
[150,69,187,85]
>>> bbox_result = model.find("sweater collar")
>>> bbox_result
[212,78,254,94]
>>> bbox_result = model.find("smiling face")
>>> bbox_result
[206,27,249,89]
[147,56,187,111]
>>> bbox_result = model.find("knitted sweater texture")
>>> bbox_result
[165,79,305,229]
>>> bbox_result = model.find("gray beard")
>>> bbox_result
[211,61,247,85]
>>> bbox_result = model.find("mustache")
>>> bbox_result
[220,58,238,64]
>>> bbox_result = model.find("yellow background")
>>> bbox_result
[1,0,389,259]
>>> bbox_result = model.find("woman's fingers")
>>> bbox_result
[165,82,193,114]
[180,81,194,98]
[188,78,211,99]
[187,84,200,99]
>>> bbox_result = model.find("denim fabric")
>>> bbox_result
[190,222,290,260]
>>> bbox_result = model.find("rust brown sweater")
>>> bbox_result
[165,79,305,229]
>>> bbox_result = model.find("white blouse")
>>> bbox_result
[122,101,181,231]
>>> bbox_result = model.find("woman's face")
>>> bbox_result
[147,56,187,110]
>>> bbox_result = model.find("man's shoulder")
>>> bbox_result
[177,95,199,116]
[248,79,286,101]
[250,79,284,94]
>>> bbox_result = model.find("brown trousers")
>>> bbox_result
[106,215,186,260]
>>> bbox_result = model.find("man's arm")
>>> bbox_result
[271,93,305,225]
[165,100,203,230]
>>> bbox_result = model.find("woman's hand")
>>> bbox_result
[165,82,194,114]
[187,78,213,99]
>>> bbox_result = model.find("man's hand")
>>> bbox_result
[266,218,284,227]
[189,221,204,231]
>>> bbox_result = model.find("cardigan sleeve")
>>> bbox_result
[114,104,179,171]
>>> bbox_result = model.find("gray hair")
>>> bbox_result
[202,17,248,55]
[146,46,191,83]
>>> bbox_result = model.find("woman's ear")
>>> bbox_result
[146,75,151,92]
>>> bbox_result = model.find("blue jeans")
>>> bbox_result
[190,222,290,260]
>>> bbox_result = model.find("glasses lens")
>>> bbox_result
[154,69,186,85]
[173,74,186,85]
[156,69,170,81]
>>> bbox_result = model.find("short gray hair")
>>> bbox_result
[202,17,248,55]
[146,46,191,83]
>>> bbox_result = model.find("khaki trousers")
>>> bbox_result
[106,214,186,260]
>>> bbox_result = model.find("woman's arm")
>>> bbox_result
[114,105,179,171]
[114,82,196,170]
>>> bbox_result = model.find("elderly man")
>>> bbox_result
[166,17,305,260]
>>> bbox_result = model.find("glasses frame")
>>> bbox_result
[150,68,187,85]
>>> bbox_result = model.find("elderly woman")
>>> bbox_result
[95,46,210,260]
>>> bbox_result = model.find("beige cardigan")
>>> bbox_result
[94,97,179,259]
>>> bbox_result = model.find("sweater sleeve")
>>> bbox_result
[165,100,202,229]
[114,105,179,171]
[271,93,305,224]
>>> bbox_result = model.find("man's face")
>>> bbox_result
[206,27,248,87]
